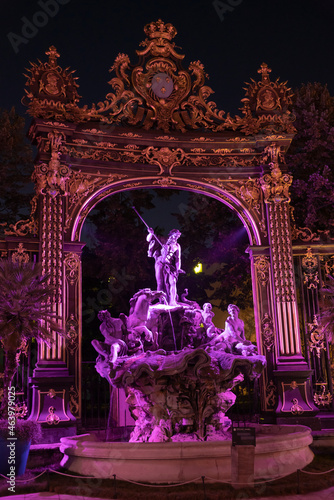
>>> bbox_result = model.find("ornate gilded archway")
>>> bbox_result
[2,19,332,432]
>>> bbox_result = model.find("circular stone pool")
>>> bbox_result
[60,424,314,483]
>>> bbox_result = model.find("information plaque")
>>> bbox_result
[232,426,256,446]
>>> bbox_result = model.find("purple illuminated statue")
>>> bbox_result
[147,227,182,306]
[92,214,266,443]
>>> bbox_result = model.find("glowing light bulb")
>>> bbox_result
[194,262,202,274]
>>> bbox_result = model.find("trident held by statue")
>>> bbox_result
[132,206,163,247]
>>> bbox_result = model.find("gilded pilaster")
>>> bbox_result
[260,148,303,360]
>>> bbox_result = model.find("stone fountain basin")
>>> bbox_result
[60,424,314,483]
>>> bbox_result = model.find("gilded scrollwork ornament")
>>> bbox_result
[237,178,262,209]
[46,406,60,425]
[291,398,304,415]
[260,164,292,203]
[144,146,185,175]
[324,255,334,278]
[152,177,177,187]
[66,314,79,356]
[313,383,333,407]
[301,248,319,289]
[308,316,326,358]
[265,379,276,409]
[262,142,284,166]
[33,130,70,197]
[69,385,80,417]
[4,196,39,237]
[11,243,30,265]
[64,253,80,286]
[254,256,270,286]
[261,313,275,351]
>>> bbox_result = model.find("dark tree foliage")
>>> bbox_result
[172,193,252,312]
[287,83,334,232]
[81,190,159,359]
[0,260,63,417]
[0,108,34,226]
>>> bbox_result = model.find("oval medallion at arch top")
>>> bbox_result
[68,177,263,246]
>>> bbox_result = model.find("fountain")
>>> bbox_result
[60,221,314,482]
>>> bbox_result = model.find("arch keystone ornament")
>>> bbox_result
[3,19,328,439]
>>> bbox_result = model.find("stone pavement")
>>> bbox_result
[2,488,334,499]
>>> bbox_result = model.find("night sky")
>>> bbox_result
[0,0,333,118]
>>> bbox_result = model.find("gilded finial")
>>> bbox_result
[258,63,272,83]
[144,19,177,41]
[45,46,60,67]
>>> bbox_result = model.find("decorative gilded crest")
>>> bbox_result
[23,45,81,121]
[22,22,295,136]
[239,63,295,135]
